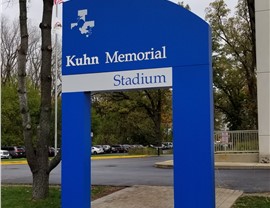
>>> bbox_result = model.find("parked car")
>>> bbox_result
[1,146,26,158]
[48,147,56,157]
[132,144,144,148]
[94,145,104,151]
[110,145,125,153]
[122,144,131,152]
[102,145,111,153]
[91,146,104,154]
[162,142,173,150]
[0,150,10,159]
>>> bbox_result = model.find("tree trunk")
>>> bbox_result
[33,0,54,200]
[247,0,256,64]
[246,0,258,129]
[18,0,37,170]
[154,114,162,146]
[148,90,163,146]
[17,0,61,200]
[32,170,50,199]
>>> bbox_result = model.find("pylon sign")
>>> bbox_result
[62,0,215,208]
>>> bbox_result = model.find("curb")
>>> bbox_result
[0,161,28,165]
[91,155,150,160]
[215,162,270,170]
[154,160,270,170]
[1,155,150,165]
[154,161,173,169]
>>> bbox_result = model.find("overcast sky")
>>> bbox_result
[1,0,237,25]
[170,0,237,18]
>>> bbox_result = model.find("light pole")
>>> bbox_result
[54,2,59,156]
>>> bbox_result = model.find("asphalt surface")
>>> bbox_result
[91,156,173,186]
[2,155,270,192]
[215,169,270,193]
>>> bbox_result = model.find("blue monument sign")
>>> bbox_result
[62,0,215,207]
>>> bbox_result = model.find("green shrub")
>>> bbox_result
[128,147,161,155]
[163,149,173,154]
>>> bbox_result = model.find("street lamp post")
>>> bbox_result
[54,3,59,156]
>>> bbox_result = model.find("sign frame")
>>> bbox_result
[62,1,215,207]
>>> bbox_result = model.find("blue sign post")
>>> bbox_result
[62,0,215,207]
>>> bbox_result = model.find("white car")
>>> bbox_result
[91,146,104,154]
[1,150,10,159]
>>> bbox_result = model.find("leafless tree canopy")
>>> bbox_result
[1,16,20,84]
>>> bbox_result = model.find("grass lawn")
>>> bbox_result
[1,185,124,208]
[1,158,27,162]
[2,185,270,208]
[233,195,270,208]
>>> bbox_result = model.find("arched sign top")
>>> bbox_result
[63,0,211,75]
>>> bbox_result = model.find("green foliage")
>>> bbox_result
[92,97,154,145]
[177,1,191,10]
[128,147,159,155]
[1,81,41,146]
[1,83,23,145]
[206,0,257,130]
[1,79,61,147]
[91,89,172,146]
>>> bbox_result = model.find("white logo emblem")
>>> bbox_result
[71,9,95,37]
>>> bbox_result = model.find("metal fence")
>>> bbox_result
[214,130,259,153]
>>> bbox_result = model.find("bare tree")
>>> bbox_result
[1,16,20,84]
[1,14,45,88]
[51,39,62,96]
[17,0,61,199]
[27,25,42,89]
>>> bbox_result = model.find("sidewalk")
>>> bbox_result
[154,160,270,170]
[90,158,248,208]
[91,185,243,208]
[101,160,269,208]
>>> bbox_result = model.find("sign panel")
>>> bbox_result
[62,0,210,75]
[62,67,172,92]
[221,131,229,144]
